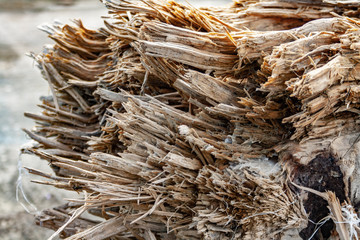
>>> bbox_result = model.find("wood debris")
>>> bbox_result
[22,0,360,239]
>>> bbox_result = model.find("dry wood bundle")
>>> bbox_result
[22,0,360,239]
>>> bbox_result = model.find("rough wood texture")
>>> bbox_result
[22,0,360,239]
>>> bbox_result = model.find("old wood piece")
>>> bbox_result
[22,0,360,239]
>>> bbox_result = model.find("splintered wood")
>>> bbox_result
[22,0,360,239]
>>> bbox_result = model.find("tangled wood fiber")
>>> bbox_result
[22,0,360,239]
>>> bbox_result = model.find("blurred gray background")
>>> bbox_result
[0,0,231,239]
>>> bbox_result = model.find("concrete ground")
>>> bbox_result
[0,0,231,239]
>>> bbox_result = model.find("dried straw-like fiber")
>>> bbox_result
[22,0,360,239]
